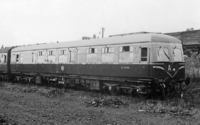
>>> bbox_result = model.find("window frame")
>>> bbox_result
[38,51,44,56]
[48,50,54,56]
[102,47,114,53]
[156,46,170,62]
[119,46,133,53]
[87,48,97,54]
[78,49,84,54]
[172,47,183,62]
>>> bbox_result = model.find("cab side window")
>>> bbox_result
[141,48,147,61]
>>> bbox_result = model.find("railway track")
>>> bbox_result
[0,79,184,101]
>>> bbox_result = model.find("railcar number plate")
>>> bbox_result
[121,66,130,69]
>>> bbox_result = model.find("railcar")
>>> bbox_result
[9,33,190,98]
[0,47,13,80]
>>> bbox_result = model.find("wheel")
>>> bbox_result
[160,84,167,100]
[108,86,121,96]
[136,92,150,99]
[122,88,134,96]
[136,88,150,99]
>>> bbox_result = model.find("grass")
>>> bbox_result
[1,55,200,124]
[1,81,200,125]
[131,54,200,119]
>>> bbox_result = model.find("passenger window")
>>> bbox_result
[102,47,114,53]
[119,46,133,52]
[87,48,97,54]
[48,51,54,56]
[38,51,44,56]
[121,46,129,52]
[141,48,147,61]
[78,49,84,54]
[59,50,67,55]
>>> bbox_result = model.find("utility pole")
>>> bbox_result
[101,27,105,38]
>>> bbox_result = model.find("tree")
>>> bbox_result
[93,34,96,39]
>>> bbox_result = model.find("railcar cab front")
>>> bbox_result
[152,43,184,78]
[150,41,190,98]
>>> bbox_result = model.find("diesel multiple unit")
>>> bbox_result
[0,33,190,98]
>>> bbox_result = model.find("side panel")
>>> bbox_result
[0,64,7,72]
[10,64,150,78]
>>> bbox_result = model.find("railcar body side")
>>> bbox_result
[9,33,189,98]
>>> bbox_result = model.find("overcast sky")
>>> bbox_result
[0,0,200,47]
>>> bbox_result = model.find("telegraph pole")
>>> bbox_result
[101,27,105,38]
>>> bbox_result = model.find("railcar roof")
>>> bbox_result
[12,33,181,52]
[0,47,13,53]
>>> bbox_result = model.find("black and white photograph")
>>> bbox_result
[0,0,200,124]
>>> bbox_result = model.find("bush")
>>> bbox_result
[185,53,200,82]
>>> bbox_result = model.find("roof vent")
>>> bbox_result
[82,36,91,40]
[109,32,161,37]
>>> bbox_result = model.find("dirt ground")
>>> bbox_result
[0,82,200,125]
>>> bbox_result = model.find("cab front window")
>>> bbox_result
[156,47,170,62]
[173,47,183,62]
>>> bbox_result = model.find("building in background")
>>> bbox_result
[165,29,200,53]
